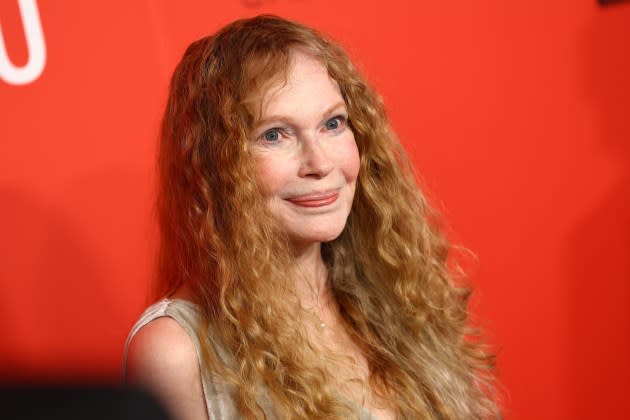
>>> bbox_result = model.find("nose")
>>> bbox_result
[298,135,334,178]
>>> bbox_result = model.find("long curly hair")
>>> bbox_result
[156,14,499,419]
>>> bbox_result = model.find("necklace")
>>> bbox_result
[315,314,326,329]
[299,262,332,330]
[304,289,329,329]
[303,298,327,329]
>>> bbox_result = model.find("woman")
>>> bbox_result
[123,15,499,420]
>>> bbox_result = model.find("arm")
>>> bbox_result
[125,317,209,420]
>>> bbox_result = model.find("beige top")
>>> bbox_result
[122,299,377,420]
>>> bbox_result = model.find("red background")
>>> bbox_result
[1,1,629,419]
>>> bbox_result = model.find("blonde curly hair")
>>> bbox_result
[156,14,499,419]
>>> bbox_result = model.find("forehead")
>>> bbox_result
[255,51,344,120]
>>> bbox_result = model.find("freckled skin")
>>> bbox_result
[252,51,360,246]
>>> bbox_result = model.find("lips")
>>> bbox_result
[286,190,339,207]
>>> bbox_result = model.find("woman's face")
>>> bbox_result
[251,51,360,247]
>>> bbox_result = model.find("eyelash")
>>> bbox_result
[324,115,347,131]
[257,115,348,144]
[259,127,288,143]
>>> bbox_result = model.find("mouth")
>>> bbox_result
[286,190,340,208]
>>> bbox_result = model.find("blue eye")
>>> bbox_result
[263,129,280,142]
[325,116,345,131]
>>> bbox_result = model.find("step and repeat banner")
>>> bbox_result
[1,1,629,419]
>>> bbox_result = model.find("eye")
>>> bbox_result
[255,125,294,146]
[262,129,281,142]
[324,116,345,131]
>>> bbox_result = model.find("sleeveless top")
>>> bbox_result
[122,299,377,420]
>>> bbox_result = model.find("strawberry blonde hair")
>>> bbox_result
[156,15,499,419]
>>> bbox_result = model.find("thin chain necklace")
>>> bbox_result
[306,293,328,329]
[315,313,327,329]
[299,260,332,329]
[306,282,332,330]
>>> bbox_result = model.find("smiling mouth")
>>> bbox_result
[286,190,339,207]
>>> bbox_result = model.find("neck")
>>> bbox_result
[291,241,330,309]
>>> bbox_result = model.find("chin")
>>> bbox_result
[289,222,347,245]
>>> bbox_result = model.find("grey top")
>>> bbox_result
[122,299,377,420]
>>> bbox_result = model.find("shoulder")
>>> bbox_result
[126,317,208,419]
[127,317,197,379]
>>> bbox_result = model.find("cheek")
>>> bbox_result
[337,135,360,182]
[253,155,291,197]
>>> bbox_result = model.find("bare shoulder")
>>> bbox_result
[127,317,197,378]
[126,317,208,420]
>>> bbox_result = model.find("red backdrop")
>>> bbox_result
[1,1,629,419]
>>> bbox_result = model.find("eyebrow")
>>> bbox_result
[253,101,347,130]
